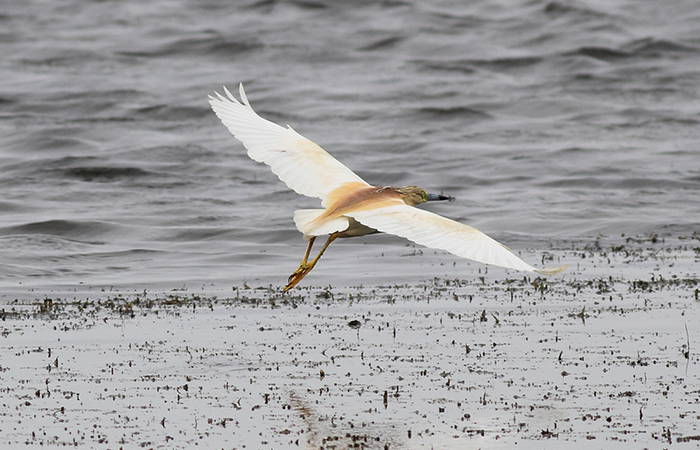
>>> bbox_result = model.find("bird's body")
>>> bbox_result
[209,84,568,290]
[295,185,425,237]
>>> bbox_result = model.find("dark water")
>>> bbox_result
[1,0,699,291]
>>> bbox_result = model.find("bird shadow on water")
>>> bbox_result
[290,392,400,450]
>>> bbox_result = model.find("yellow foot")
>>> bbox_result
[283,264,312,292]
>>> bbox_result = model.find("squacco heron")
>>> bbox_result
[209,84,568,291]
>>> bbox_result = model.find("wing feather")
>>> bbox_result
[348,205,567,275]
[209,84,369,201]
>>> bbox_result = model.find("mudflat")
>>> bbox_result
[1,235,698,449]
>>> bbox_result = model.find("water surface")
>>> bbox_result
[1,0,699,292]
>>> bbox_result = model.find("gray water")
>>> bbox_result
[1,0,699,292]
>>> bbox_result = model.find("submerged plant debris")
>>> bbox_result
[0,235,699,449]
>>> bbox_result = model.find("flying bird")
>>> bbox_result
[209,84,568,290]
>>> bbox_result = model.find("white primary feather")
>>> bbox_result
[349,204,566,275]
[208,84,369,202]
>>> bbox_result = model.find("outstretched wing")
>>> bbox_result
[348,204,568,275]
[209,84,369,202]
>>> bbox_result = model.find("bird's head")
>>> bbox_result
[396,186,451,206]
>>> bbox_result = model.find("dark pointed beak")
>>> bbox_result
[426,193,452,202]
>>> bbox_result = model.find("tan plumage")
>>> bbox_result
[209,84,568,290]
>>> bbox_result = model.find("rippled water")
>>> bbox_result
[1,0,699,291]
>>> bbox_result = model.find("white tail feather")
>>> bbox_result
[293,209,349,237]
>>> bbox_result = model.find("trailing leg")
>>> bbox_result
[284,234,338,291]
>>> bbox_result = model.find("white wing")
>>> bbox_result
[348,204,567,275]
[209,84,369,201]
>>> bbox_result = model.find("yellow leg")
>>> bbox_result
[300,236,316,265]
[284,234,338,291]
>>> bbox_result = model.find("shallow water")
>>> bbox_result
[1,0,700,448]
[1,240,699,448]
